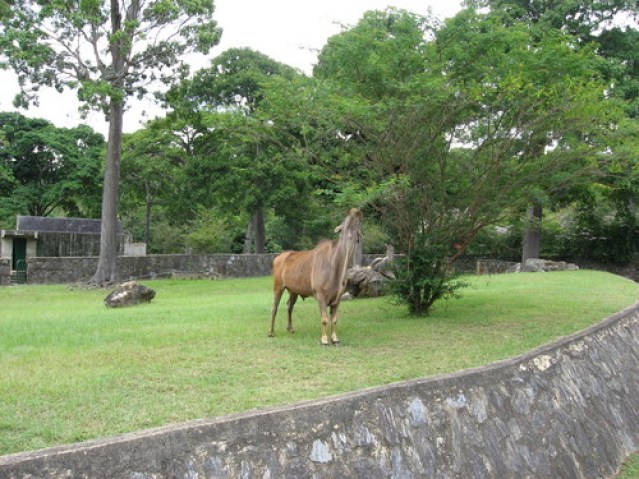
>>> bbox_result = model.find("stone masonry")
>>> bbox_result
[1,301,638,478]
[0,258,9,286]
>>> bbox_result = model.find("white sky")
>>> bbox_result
[0,0,462,136]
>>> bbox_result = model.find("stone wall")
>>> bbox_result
[24,254,384,284]
[471,256,639,281]
[575,259,639,283]
[2,302,638,478]
[26,254,280,284]
[0,258,9,286]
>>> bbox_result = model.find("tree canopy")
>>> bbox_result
[3,2,638,314]
[302,7,625,313]
[0,112,104,227]
[0,0,221,284]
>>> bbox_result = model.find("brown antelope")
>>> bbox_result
[268,208,363,345]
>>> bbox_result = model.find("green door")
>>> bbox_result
[12,238,27,272]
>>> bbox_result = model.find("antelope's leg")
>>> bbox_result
[318,299,330,346]
[330,303,340,345]
[286,293,298,333]
[269,287,284,337]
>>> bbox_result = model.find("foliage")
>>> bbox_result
[185,209,237,254]
[0,0,221,284]
[0,1,221,114]
[165,48,310,253]
[315,8,436,100]
[0,271,636,455]
[120,118,189,247]
[555,197,639,265]
[145,219,187,254]
[313,7,619,313]
[470,0,637,37]
[0,111,104,224]
[466,224,522,260]
[180,47,298,114]
[471,0,639,264]
[392,242,467,315]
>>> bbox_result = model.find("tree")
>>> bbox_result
[470,0,639,263]
[0,1,221,284]
[312,8,619,313]
[0,112,104,224]
[315,8,434,101]
[167,48,301,253]
[120,118,188,251]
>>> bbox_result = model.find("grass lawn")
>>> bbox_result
[0,270,637,456]
[618,453,639,478]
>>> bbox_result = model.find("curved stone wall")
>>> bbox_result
[1,303,639,478]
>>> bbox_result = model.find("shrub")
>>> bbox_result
[391,242,467,315]
[186,211,235,254]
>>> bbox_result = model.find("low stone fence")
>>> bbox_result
[2,301,638,478]
[23,254,386,284]
[0,258,9,286]
[26,254,280,284]
[10,253,639,286]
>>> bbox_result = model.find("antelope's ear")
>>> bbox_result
[334,225,342,233]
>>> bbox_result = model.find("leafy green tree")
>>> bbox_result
[167,48,306,253]
[120,118,189,251]
[0,0,221,284]
[0,112,104,225]
[471,0,639,263]
[187,47,297,114]
[312,8,620,313]
[315,8,433,101]
[185,208,236,253]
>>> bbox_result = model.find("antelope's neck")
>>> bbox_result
[333,236,355,281]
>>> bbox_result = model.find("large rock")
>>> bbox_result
[346,257,395,298]
[346,266,386,298]
[523,258,579,272]
[477,258,580,275]
[104,281,156,308]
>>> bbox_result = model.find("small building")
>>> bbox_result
[0,216,128,280]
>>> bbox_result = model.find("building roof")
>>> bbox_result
[16,216,125,235]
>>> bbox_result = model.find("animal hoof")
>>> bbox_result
[332,340,340,346]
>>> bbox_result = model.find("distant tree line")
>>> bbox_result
[2,0,638,313]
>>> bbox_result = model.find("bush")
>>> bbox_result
[467,224,522,261]
[149,221,186,254]
[391,243,467,315]
[186,211,235,254]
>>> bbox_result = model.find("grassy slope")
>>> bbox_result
[617,454,639,478]
[0,270,637,455]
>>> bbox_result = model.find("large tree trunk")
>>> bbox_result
[89,100,123,285]
[242,208,266,254]
[521,138,546,266]
[252,207,266,254]
[352,232,363,266]
[144,185,152,251]
[522,202,542,264]
[243,218,254,253]
[90,0,124,286]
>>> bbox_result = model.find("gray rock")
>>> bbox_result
[523,258,579,272]
[104,281,156,308]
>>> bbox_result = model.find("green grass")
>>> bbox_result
[618,454,639,478]
[0,270,637,456]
